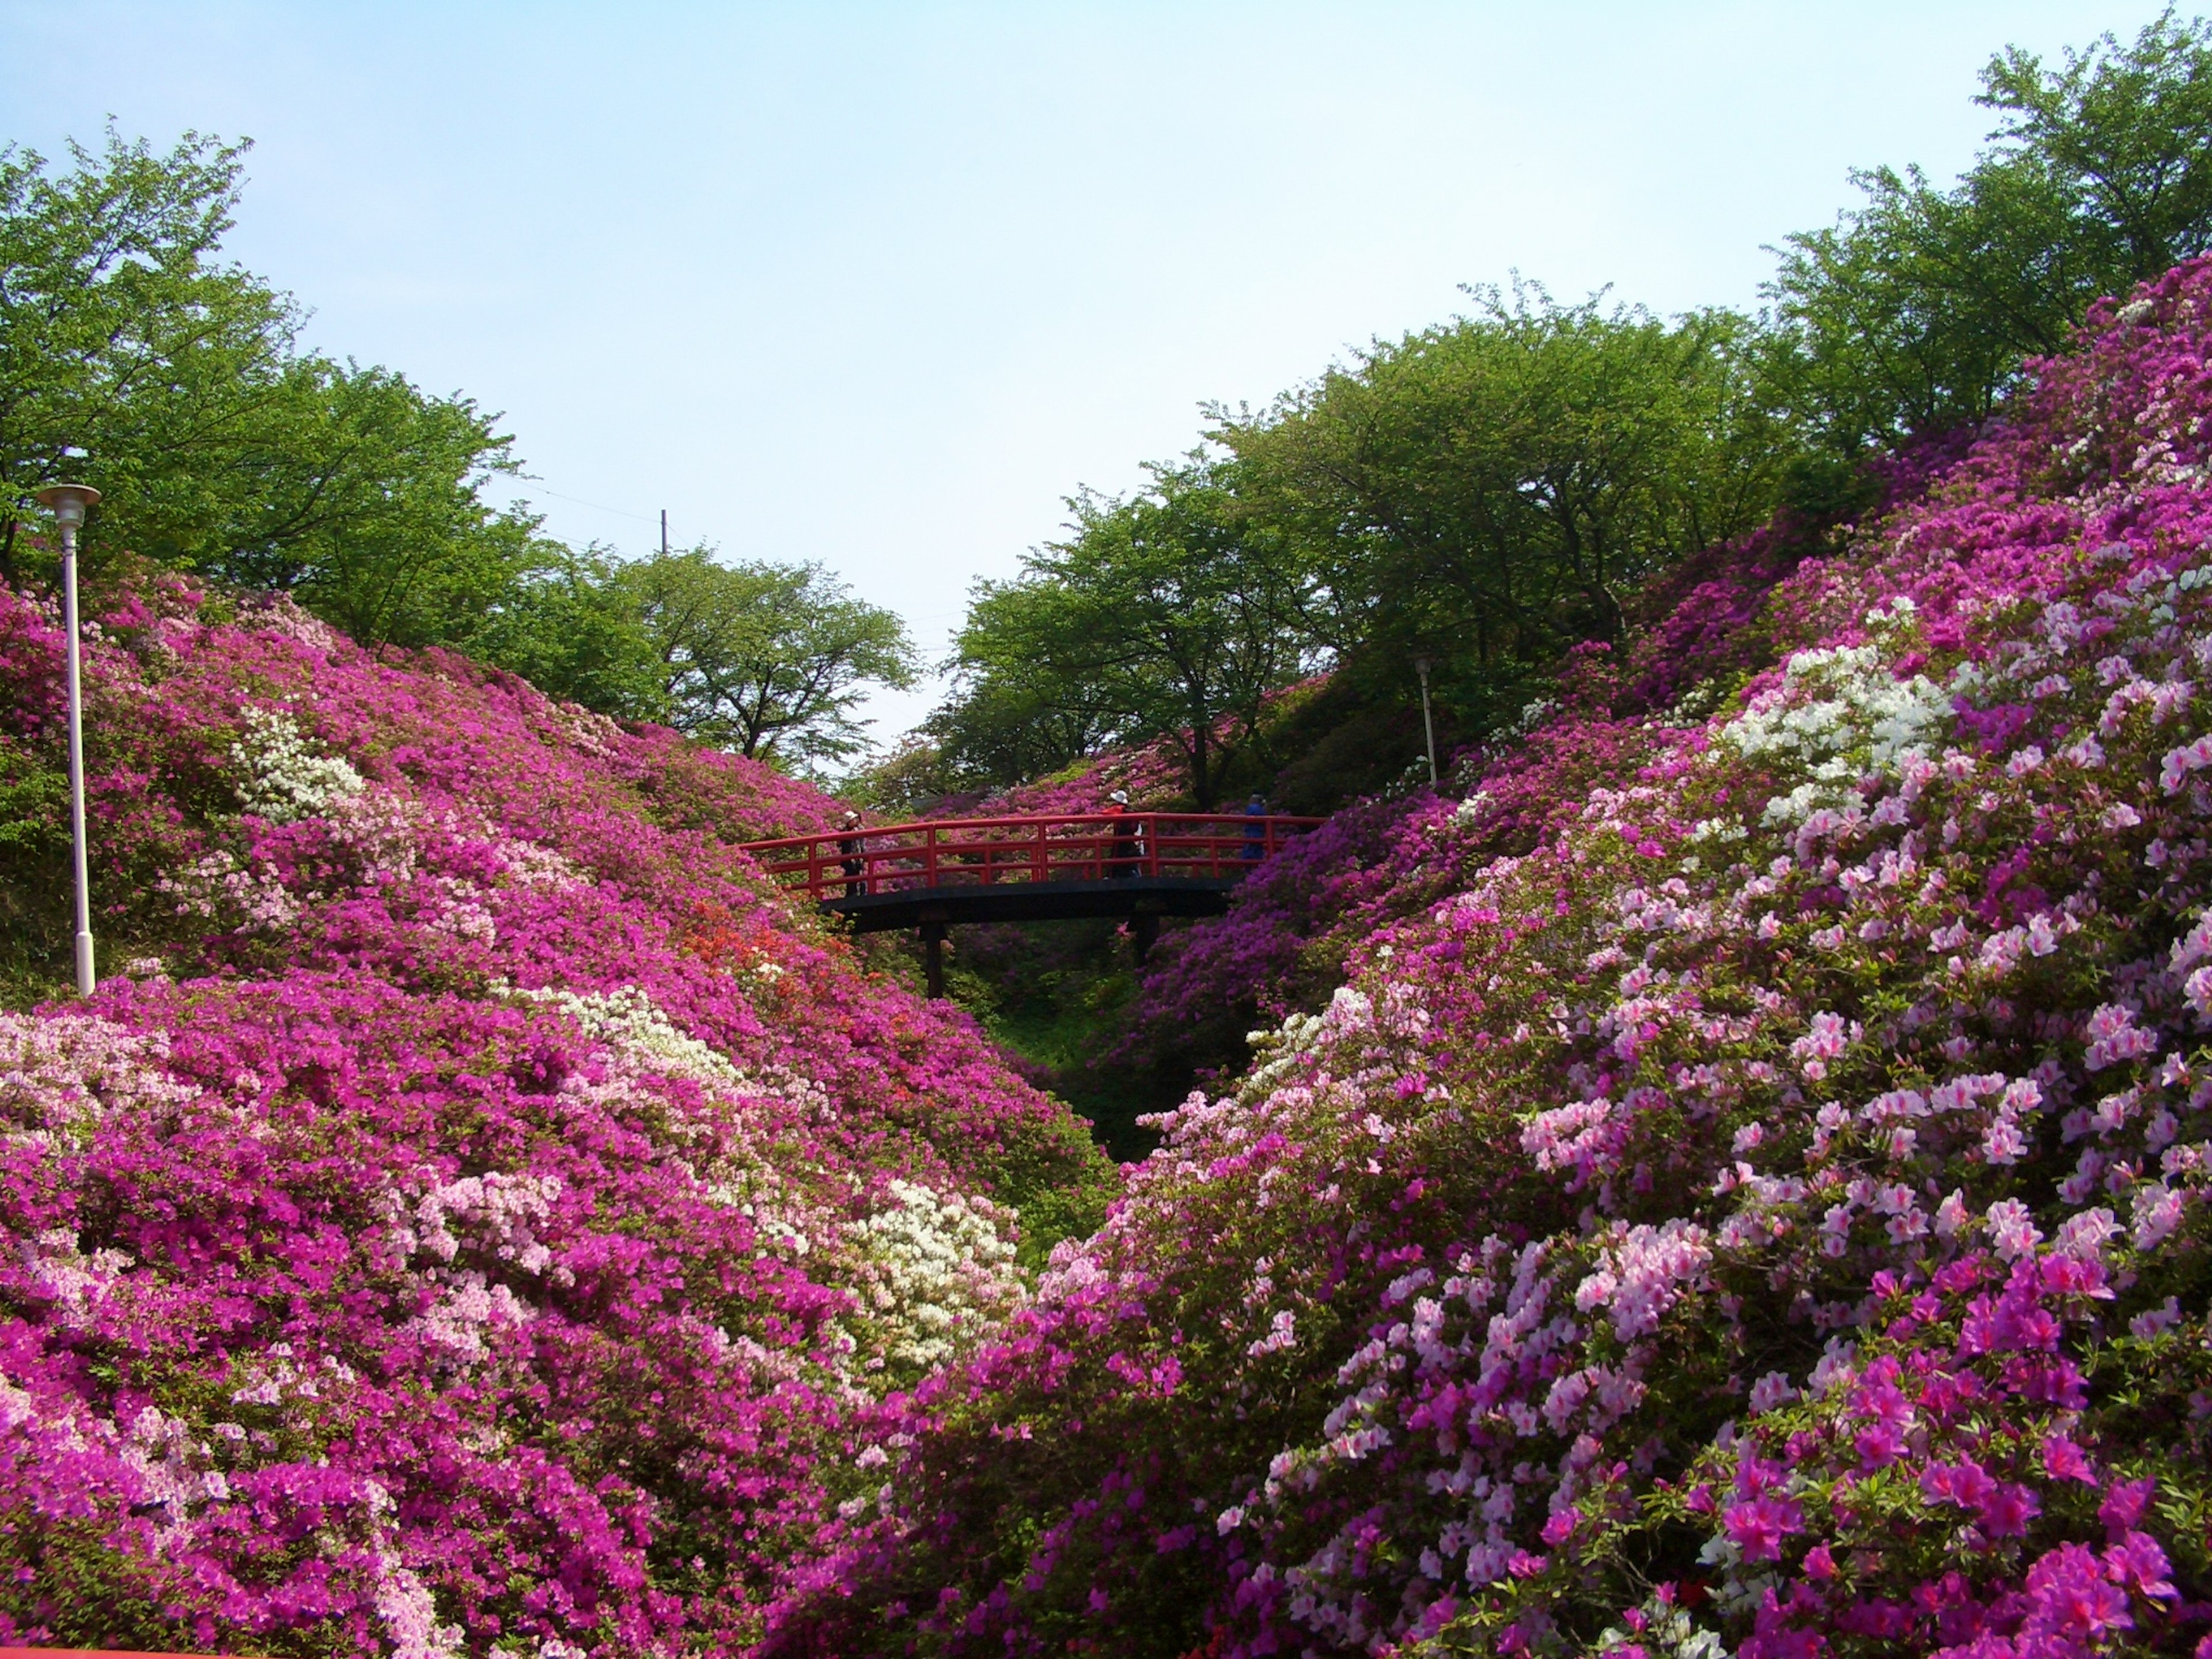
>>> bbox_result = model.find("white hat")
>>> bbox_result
[1108,790,1130,805]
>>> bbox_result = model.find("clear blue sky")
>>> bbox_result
[2,1,2165,750]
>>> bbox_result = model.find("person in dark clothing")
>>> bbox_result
[1105,790,1141,878]
[837,810,866,897]
[1243,791,1269,862]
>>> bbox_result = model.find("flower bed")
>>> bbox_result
[0,586,1112,1654]
[772,264,2212,1656]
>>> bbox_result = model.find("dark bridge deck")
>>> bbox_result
[824,874,1242,933]
[737,811,1320,993]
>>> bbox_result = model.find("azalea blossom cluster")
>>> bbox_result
[954,679,1330,820]
[0,582,1112,1652]
[773,261,2212,1656]
[955,736,1193,819]
[837,1179,1026,1377]
[227,703,367,822]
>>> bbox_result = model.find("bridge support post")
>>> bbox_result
[920,921,948,998]
[1130,908,1160,965]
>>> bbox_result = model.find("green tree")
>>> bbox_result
[946,458,1321,808]
[920,673,1116,794]
[1,128,547,647]
[1768,10,2212,446]
[464,544,668,721]
[188,358,544,649]
[1,127,270,582]
[1218,285,1790,731]
[619,547,917,768]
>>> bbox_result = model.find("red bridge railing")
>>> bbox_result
[737,812,1324,903]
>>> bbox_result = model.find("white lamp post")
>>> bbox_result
[33,483,101,997]
[1414,656,1439,787]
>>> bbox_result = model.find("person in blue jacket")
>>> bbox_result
[1243,792,1269,862]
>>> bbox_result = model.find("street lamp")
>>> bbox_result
[33,483,100,997]
[1413,656,1439,787]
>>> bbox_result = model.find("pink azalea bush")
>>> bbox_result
[0,585,1112,1653]
[955,738,1195,820]
[952,680,1332,821]
[1102,793,1436,1079]
[771,264,2212,1656]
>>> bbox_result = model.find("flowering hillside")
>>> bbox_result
[772,264,2212,1656]
[1106,476,1945,1085]
[0,584,1112,1653]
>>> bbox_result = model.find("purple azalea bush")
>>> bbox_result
[768,263,2212,1656]
[0,584,1112,1652]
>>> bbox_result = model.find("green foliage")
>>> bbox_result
[1768,9,2212,446]
[194,358,543,650]
[839,731,986,817]
[0,742,68,1009]
[0,743,63,855]
[944,457,1321,807]
[464,543,668,720]
[616,546,918,768]
[1222,286,1791,713]
[0,128,546,649]
[940,918,1174,1162]
[918,675,1117,798]
[1,127,272,583]
[980,1092,1120,1268]
[1259,671,1442,813]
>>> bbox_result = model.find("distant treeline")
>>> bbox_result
[884,12,2212,810]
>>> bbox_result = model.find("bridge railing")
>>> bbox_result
[737,812,1324,903]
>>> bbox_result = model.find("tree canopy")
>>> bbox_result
[619,548,916,769]
[0,129,545,645]
[1217,286,1791,728]
[1767,9,2212,446]
[926,288,1797,806]
[941,459,1320,807]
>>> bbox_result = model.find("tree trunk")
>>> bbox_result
[1190,704,1214,810]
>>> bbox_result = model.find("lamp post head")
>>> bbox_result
[33,483,101,532]
[1414,655,1433,681]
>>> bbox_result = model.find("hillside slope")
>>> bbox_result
[775,264,2212,1657]
[0,583,1111,1653]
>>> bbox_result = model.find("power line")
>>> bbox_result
[516,484,658,524]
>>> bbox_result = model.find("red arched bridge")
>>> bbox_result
[737,810,1321,994]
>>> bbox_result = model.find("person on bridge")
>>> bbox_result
[837,810,866,897]
[1243,792,1270,862]
[1105,790,1141,879]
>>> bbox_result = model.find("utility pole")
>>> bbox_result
[35,483,101,995]
[1414,656,1440,786]
[661,509,669,558]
